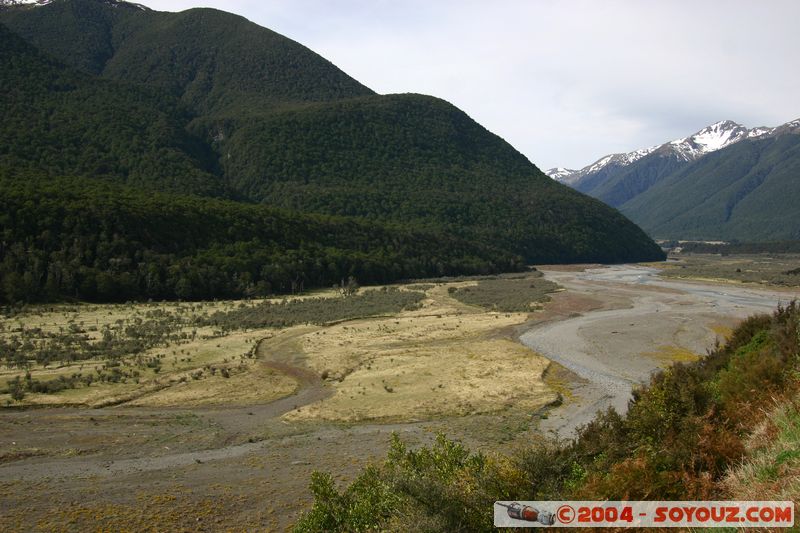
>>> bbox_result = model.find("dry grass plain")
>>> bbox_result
[284,282,555,422]
[0,274,561,531]
[1,275,557,423]
[0,274,560,529]
[0,300,297,407]
[655,253,800,286]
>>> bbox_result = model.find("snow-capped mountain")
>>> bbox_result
[548,144,661,186]
[545,167,578,184]
[0,0,49,5]
[544,116,800,242]
[547,119,797,186]
[0,0,148,8]
[667,120,755,162]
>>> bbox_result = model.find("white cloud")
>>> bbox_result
[135,0,800,169]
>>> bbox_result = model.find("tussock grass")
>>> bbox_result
[722,390,800,504]
[641,344,700,366]
[281,283,555,423]
[0,300,276,406]
[204,288,425,330]
[295,302,800,532]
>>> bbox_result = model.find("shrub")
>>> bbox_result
[205,289,425,330]
[449,276,558,312]
[8,376,24,401]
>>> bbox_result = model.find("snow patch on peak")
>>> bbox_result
[1,0,149,8]
[622,145,659,164]
[546,167,572,176]
[546,167,580,184]
[690,120,747,151]
[584,145,658,174]
[748,127,773,138]
[586,154,615,174]
[0,0,54,6]
[665,120,751,161]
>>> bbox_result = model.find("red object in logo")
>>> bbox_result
[497,502,556,525]
[558,505,576,524]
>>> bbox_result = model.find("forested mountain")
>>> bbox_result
[622,130,800,240]
[0,0,664,303]
[549,119,800,240]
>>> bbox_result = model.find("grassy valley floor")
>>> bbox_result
[0,261,798,530]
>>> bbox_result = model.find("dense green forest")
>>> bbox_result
[1,0,664,304]
[0,174,523,304]
[0,0,374,114]
[0,23,223,196]
[295,302,800,531]
[216,93,663,263]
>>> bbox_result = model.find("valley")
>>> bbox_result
[1,1,798,529]
[1,255,797,530]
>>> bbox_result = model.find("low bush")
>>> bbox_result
[204,288,425,331]
[449,276,559,312]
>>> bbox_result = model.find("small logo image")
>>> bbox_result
[557,504,576,524]
[496,502,556,525]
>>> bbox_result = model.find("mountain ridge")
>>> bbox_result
[547,118,800,190]
[546,118,800,241]
[621,131,800,240]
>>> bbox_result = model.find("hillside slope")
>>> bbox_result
[621,132,800,240]
[0,0,374,114]
[0,0,664,305]
[2,0,664,264]
[0,22,223,196]
[0,22,524,303]
[216,93,664,263]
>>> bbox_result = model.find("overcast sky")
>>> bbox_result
[136,0,800,170]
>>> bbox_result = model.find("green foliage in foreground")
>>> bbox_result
[204,288,425,331]
[295,302,800,532]
[449,273,559,312]
[734,392,800,485]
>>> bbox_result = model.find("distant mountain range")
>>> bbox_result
[0,0,663,303]
[547,118,800,241]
